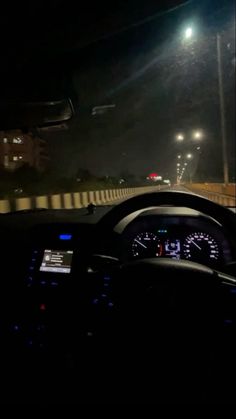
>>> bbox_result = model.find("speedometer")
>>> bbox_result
[132,232,162,259]
[183,232,219,264]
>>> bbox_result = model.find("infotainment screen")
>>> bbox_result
[40,249,73,274]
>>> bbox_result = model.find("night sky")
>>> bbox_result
[1,0,235,182]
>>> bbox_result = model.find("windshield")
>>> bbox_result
[0,0,235,212]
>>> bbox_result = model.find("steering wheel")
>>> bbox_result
[95,191,236,338]
[94,191,236,401]
[98,190,236,234]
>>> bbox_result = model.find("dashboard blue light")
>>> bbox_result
[59,234,72,240]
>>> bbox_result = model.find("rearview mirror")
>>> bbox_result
[0,99,74,130]
[0,58,77,130]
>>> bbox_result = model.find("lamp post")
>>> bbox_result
[183,26,229,184]
[217,33,229,184]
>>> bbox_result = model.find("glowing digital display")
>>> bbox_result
[164,240,181,260]
[40,249,73,274]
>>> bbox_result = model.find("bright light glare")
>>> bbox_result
[176,134,184,141]
[177,154,181,159]
[177,163,180,166]
[185,27,193,39]
[186,153,193,159]
[193,131,202,139]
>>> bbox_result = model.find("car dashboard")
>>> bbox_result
[119,208,233,270]
[0,206,235,358]
[0,203,236,405]
[1,206,235,290]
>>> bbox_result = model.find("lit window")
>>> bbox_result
[3,138,8,144]
[13,156,19,161]
[19,156,23,160]
[13,137,23,144]
[4,155,9,167]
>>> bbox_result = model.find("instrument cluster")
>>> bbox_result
[131,230,220,265]
[120,207,235,268]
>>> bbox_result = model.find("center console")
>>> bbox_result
[26,248,75,288]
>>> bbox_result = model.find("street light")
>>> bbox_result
[186,153,193,159]
[193,130,203,140]
[184,162,188,166]
[177,163,180,167]
[182,27,229,183]
[176,134,184,141]
[185,27,193,39]
[177,154,181,159]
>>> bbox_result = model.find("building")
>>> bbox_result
[0,130,49,172]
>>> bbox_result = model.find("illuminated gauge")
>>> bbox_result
[132,232,162,259]
[183,232,219,264]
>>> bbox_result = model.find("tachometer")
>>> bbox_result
[132,232,162,258]
[183,232,219,264]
